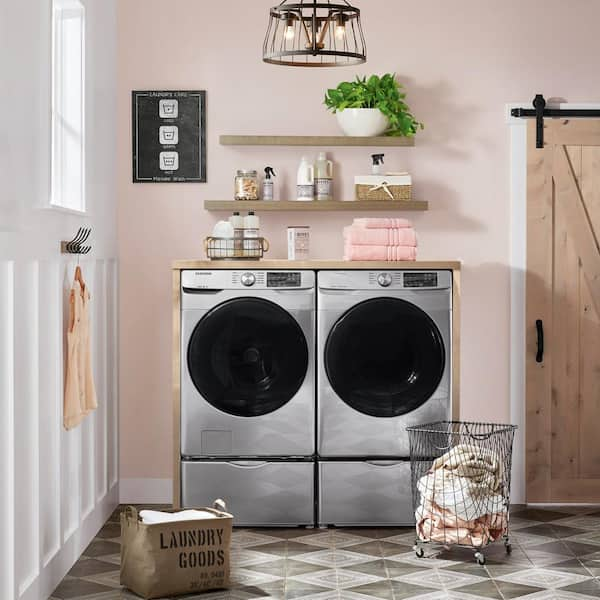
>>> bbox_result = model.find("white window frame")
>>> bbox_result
[50,0,86,213]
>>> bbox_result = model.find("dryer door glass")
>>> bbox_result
[187,298,309,417]
[325,297,445,417]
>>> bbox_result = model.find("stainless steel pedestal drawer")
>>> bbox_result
[182,460,315,526]
[318,461,413,526]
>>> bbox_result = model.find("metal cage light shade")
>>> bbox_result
[263,0,366,67]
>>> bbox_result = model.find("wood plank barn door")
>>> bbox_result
[527,119,600,502]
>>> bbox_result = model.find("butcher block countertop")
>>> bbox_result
[172,259,461,270]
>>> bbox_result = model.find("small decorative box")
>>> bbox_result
[355,173,412,201]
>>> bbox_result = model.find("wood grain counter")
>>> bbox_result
[173,259,461,270]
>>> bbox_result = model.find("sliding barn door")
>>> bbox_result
[527,119,600,502]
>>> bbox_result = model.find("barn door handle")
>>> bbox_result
[535,319,544,363]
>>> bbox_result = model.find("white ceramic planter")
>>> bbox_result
[336,108,390,137]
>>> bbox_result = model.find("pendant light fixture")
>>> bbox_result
[263,0,367,67]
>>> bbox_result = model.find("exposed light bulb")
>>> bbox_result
[335,23,346,39]
[285,24,295,40]
[334,15,346,40]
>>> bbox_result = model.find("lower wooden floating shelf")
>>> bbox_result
[204,200,428,211]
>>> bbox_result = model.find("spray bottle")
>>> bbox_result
[262,166,276,201]
[371,153,385,175]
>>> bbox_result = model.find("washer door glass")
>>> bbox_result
[325,297,445,417]
[188,298,309,417]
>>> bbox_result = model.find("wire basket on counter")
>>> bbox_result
[406,421,517,565]
[204,236,270,260]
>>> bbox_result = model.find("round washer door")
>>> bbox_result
[187,297,309,417]
[325,297,445,418]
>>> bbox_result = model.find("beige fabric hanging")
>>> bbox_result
[64,266,97,430]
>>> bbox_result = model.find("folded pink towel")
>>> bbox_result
[344,226,417,246]
[352,217,413,229]
[344,244,417,261]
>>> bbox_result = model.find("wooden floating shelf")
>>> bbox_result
[219,135,415,147]
[204,200,428,212]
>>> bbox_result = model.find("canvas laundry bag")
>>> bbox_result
[120,502,233,599]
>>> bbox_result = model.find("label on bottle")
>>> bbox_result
[297,184,314,201]
[315,178,332,200]
[263,181,273,201]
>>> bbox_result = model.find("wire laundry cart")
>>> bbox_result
[406,421,517,565]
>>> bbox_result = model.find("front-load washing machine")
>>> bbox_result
[317,270,453,526]
[180,269,315,525]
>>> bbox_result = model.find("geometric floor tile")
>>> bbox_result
[333,568,386,589]
[230,548,285,567]
[387,550,462,569]
[51,504,600,600]
[495,567,592,589]
[231,531,282,548]
[292,549,367,568]
[394,568,487,590]
[298,531,367,548]
[452,579,503,599]
[519,591,600,600]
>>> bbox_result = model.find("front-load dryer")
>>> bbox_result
[317,270,452,526]
[180,269,315,525]
[317,269,452,458]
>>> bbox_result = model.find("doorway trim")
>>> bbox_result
[507,102,600,504]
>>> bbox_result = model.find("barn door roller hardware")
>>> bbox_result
[511,94,600,149]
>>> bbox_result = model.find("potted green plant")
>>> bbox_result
[324,73,423,137]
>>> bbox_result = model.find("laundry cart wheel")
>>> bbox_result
[505,540,512,554]
[414,545,424,558]
[474,552,486,566]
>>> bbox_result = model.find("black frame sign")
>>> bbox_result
[132,90,206,183]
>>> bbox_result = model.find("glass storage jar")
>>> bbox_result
[235,169,259,201]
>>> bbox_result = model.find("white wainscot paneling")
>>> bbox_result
[3,258,119,600]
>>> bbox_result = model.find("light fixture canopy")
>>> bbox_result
[263,0,367,67]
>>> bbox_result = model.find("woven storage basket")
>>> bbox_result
[356,183,412,201]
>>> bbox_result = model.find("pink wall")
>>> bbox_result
[117,0,600,484]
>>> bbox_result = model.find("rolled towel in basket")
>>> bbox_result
[352,217,413,229]
[139,509,220,524]
[343,226,418,246]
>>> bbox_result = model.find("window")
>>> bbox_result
[51,0,85,211]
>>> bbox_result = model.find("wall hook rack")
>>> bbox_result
[61,227,92,255]
[511,94,600,149]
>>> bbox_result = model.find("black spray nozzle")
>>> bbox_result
[264,166,276,179]
[371,154,385,165]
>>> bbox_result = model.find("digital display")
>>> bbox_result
[267,272,301,288]
[404,272,438,288]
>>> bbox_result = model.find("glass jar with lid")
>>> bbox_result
[235,169,259,201]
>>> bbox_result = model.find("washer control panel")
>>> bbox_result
[319,270,452,291]
[182,270,314,291]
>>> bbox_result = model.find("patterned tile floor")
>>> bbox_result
[49,505,600,600]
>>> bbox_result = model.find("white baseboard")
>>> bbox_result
[120,478,173,504]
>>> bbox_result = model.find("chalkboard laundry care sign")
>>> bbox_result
[132,90,206,183]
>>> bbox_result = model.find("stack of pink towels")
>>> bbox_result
[343,218,417,261]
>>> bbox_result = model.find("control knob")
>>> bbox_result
[377,272,392,287]
[241,272,256,287]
